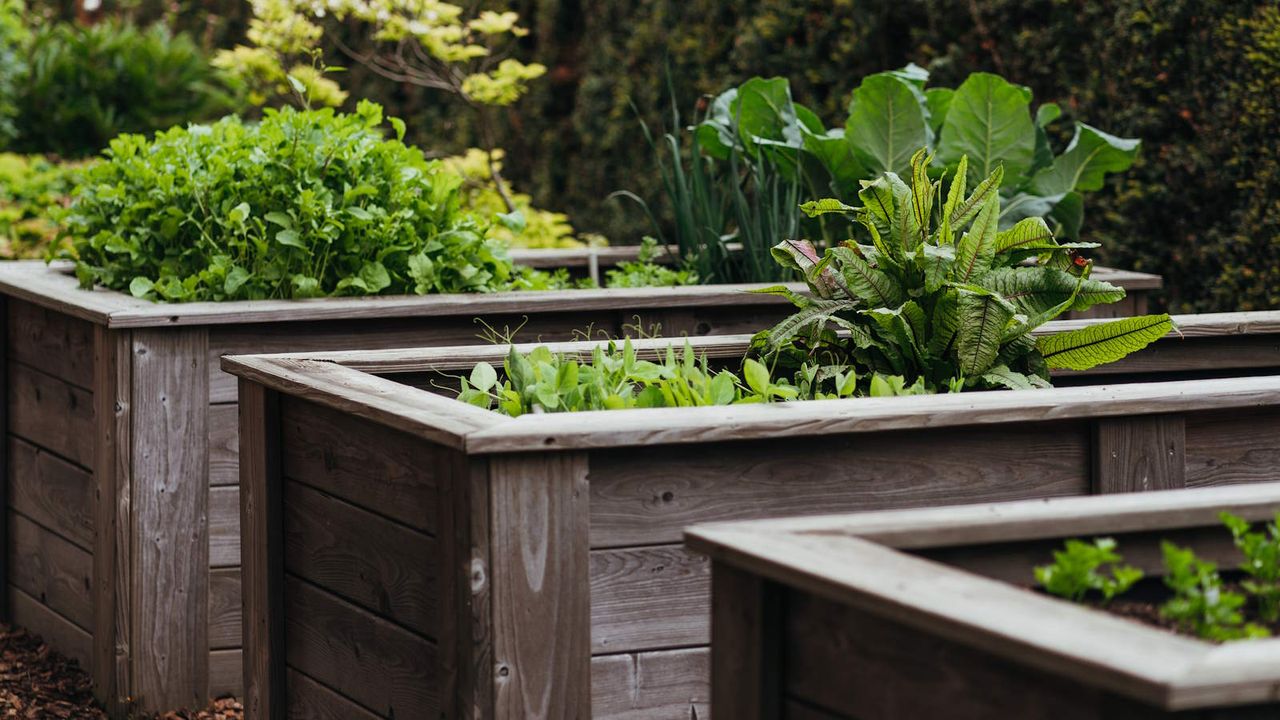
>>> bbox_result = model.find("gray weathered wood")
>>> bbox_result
[1093,414,1187,493]
[239,380,283,720]
[9,585,92,666]
[7,298,95,389]
[208,648,242,698]
[591,545,710,654]
[1185,409,1280,488]
[209,486,239,568]
[710,564,780,720]
[93,326,131,713]
[590,649,709,720]
[208,568,241,650]
[285,668,382,720]
[9,437,92,551]
[208,403,239,486]
[8,361,94,467]
[8,511,93,630]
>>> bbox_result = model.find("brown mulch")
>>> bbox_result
[0,623,242,719]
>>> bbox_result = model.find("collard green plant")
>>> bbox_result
[754,149,1172,394]
[14,19,236,158]
[1221,512,1280,624]
[64,101,521,302]
[1035,538,1143,604]
[1161,541,1270,642]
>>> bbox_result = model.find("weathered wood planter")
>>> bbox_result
[0,260,807,714]
[687,483,1280,719]
[224,320,1280,720]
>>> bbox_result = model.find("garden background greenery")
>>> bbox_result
[16,0,1280,312]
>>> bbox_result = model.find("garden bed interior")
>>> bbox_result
[687,483,1280,719]
[223,321,1280,720]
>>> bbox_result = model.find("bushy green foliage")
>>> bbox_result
[13,19,236,157]
[0,0,27,149]
[64,101,520,301]
[1035,538,1143,604]
[0,153,90,259]
[1161,541,1270,642]
[604,238,698,289]
[1221,512,1280,623]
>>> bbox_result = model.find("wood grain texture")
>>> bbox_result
[589,424,1090,547]
[8,436,92,551]
[7,361,93,467]
[208,568,241,650]
[0,261,136,326]
[1185,408,1280,488]
[209,649,242,698]
[7,511,93,630]
[130,328,210,711]
[710,564,780,720]
[444,451,491,720]
[280,396,440,533]
[489,452,592,719]
[283,479,438,638]
[591,545,710,654]
[284,574,439,720]
[239,380,283,720]
[94,326,131,713]
[208,403,239,486]
[1092,414,1187,493]
[0,295,7,620]
[284,668,382,720]
[9,585,92,667]
[591,648,709,720]
[209,485,239,568]
[6,298,94,389]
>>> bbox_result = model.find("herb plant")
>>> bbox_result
[64,101,519,302]
[1160,541,1270,642]
[1221,512,1280,623]
[1034,538,1143,604]
[605,238,698,289]
[754,149,1173,394]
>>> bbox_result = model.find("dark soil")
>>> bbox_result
[0,623,243,719]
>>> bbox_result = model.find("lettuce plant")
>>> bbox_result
[753,149,1172,394]
[1035,538,1143,604]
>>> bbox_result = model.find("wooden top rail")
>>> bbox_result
[0,258,1162,329]
[684,483,1280,710]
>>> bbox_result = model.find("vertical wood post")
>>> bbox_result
[0,295,7,622]
[91,326,131,713]
[1092,414,1187,494]
[442,452,493,720]
[487,452,591,719]
[710,562,783,720]
[239,380,282,720]
[129,329,209,710]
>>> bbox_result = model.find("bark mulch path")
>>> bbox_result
[0,623,242,719]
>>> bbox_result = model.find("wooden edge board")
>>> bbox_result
[241,310,1280,373]
[0,261,141,325]
[687,529,1211,708]
[221,356,508,451]
[1087,266,1164,290]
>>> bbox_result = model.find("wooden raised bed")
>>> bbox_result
[687,483,1280,719]
[0,260,802,715]
[224,319,1280,720]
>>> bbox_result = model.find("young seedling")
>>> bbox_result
[1221,511,1280,623]
[1034,538,1143,604]
[1160,541,1270,642]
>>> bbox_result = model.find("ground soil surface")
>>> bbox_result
[0,623,242,719]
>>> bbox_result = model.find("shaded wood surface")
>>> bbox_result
[591,545,710,654]
[590,649,709,720]
[7,298,94,389]
[9,586,92,667]
[711,564,779,720]
[208,403,239,487]
[8,361,93,468]
[209,486,239,568]
[1093,414,1187,493]
[7,512,92,631]
[93,326,131,713]
[239,381,282,720]
[1185,409,1280,488]
[9,437,92,550]
[284,668,381,720]
[208,648,242,699]
[208,568,241,651]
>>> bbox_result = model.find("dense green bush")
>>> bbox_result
[0,153,89,259]
[0,0,26,148]
[13,19,236,157]
[64,101,519,301]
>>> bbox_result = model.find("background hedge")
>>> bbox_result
[48,0,1280,312]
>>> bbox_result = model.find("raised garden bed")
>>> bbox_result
[223,321,1280,719]
[686,483,1280,719]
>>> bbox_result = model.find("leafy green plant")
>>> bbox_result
[1221,512,1280,623]
[0,153,89,259]
[14,19,236,157]
[754,149,1173,394]
[1035,538,1144,604]
[64,101,520,302]
[0,0,27,149]
[1161,541,1270,642]
[604,238,698,289]
[457,340,789,416]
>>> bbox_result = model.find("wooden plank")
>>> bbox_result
[782,698,848,720]
[130,328,209,711]
[280,396,440,534]
[7,361,93,468]
[9,585,92,668]
[591,545,710,654]
[239,380,283,720]
[0,261,139,326]
[208,403,239,486]
[94,327,131,712]
[1092,414,1187,493]
[6,298,95,389]
[9,436,92,551]
[208,568,241,650]
[443,451,491,720]
[284,574,439,720]
[1185,408,1280,488]
[7,511,93,630]
[283,479,438,638]
[710,564,780,720]
[591,648,709,720]
[209,649,243,699]
[285,668,382,720]
[0,294,7,620]
[590,424,1090,547]
[210,485,240,567]
[489,452,592,718]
